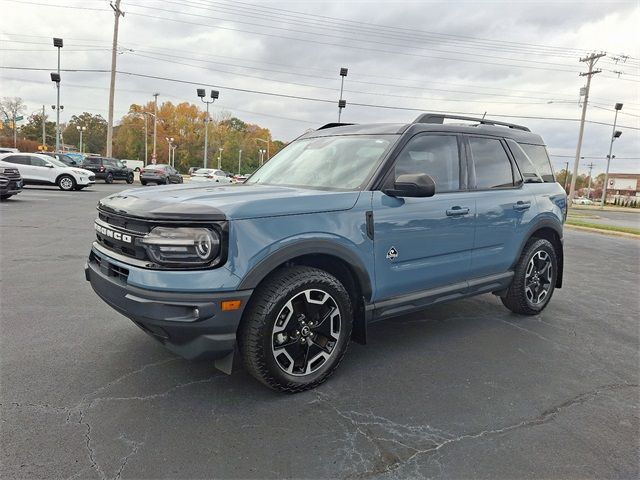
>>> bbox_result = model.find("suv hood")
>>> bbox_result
[98,183,361,220]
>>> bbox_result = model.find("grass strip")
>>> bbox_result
[566,219,640,236]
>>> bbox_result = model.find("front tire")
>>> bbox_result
[126,174,134,184]
[239,266,353,393]
[501,238,558,315]
[57,175,76,191]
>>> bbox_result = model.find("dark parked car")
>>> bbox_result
[81,156,134,184]
[140,164,183,185]
[40,152,82,167]
[0,165,23,200]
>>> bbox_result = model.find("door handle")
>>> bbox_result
[513,201,531,211]
[446,206,470,216]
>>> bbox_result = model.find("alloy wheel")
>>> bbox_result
[271,289,341,376]
[525,250,553,305]
[60,177,73,190]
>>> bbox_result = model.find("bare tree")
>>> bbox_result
[0,97,27,147]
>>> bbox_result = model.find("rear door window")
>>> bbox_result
[468,137,514,189]
[3,155,29,165]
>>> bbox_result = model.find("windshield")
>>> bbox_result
[47,157,67,168]
[246,135,396,190]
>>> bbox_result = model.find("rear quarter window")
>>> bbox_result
[517,143,555,183]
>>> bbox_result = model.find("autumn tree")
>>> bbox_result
[0,97,27,146]
[63,112,107,154]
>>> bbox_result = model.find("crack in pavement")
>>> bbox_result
[113,435,145,480]
[314,383,639,479]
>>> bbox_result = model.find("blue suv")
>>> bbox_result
[85,114,566,392]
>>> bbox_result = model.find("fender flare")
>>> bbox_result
[237,238,373,301]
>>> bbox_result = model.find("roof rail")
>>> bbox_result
[317,122,355,130]
[413,114,530,132]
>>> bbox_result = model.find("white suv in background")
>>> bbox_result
[190,168,233,183]
[0,153,96,191]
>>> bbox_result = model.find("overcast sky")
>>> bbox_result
[1,0,639,173]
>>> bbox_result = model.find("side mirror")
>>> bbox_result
[384,173,436,198]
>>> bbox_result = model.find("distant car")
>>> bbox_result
[121,159,144,172]
[81,156,134,184]
[0,165,23,200]
[140,164,183,185]
[573,197,593,205]
[190,168,232,183]
[233,174,249,183]
[0,147,19,154]
[188,167,200,176]
[40,152,82,167]
[0,152,95,191]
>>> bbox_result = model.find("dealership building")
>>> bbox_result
[605,173,640,202]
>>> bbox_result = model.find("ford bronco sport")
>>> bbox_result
[85,114,566,392]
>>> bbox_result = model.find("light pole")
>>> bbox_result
[338,67,348,122]
[165,137,174,165]
[256,137,270,162]
[259,148,266,166]
[76,125,86,154]
[171,144,177,168]
[52,38,63,152]
[601,103,623,207]
[238,149,242,174]
[197,89,219,169]
[218,147,223,170]
[152,93,159,164]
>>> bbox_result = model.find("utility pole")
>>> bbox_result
[569,52,605,204]
[152,93,159,164]
[106,0,124,158]
[238,149,242,174]
[601,103,623,207]
[41,105,46,147]
[586,162,594,199]
[563,161,569,192]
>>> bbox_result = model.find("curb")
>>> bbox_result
[565,224,640,240]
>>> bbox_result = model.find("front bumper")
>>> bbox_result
[0,178,22,195]
[85,247,253,360]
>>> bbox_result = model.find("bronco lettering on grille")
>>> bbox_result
[95,223,133,243]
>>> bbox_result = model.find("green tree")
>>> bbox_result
[19,113,56,146]
[63,112,107,154]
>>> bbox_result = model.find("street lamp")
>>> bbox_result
[601,103,623,207]
[238,149,242,175]
[258,148,266,166]
[52,38,63,152]
[76,125,86,154]
[256,137,270,163]
[338,67,348,122]
[165,136,174,166]
[197,89,219,169]
[218,147,223,170]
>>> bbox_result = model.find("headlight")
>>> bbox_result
[139,227,221,267]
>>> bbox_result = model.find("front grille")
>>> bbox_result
[1,168,21,180]
[90,251,129,283]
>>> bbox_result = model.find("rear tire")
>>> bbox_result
[105,173,114,184]
[239,266,353,393]
[141,181,147,186]
[165,177,170,185]
[0,194,13,200]
[57,175,76,191]
[126,174,134,184]
[501,238,558,315]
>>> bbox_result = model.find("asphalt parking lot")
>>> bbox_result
[1,184,639,479]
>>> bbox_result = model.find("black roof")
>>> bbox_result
[305,114,545,145]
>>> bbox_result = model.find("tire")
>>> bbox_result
[239,266,353,393]
[105,173,114,184]
[126,174,134,184]
[141,181,147,186]
[165,177,170,185]
[134,167,140,172]
[501,238,558,315]
[0,194,13,200]
[57,175,76,191]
